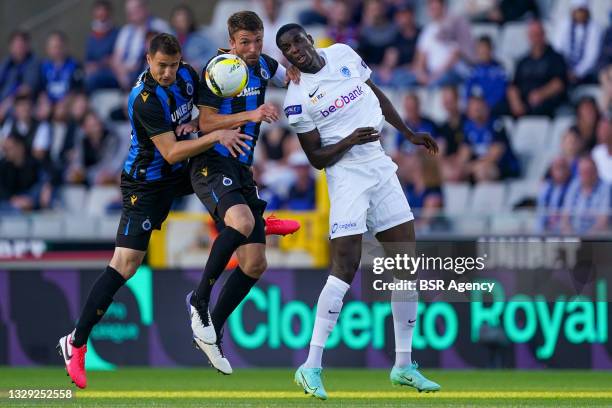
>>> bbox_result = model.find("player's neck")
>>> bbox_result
[302,55,325,75]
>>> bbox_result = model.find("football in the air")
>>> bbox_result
[205,54,249,98]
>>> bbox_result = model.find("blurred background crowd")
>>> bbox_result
[1,0,611,237]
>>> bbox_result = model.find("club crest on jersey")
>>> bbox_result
[186,82,194,96]
[341,66,351,77]
[142,218,152,231]
[284,105,302,116]
[223,176,233,186]
[260,67,270,79]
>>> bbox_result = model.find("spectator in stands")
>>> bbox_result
[570,96,600,151]
[561,155,610,235]
[396,93,438,154]
[371,4,419,87]
[283,152,316,211]
[84,0,119,93]
[597,16,612,115]
[252,162,282,210]
[469,0,540,25]
[170,4,216,73]
[438,86,469,181]
[325,0,359,49]
[507,20,567,118]
[413,0,475,87]
[464,88,520,182]
[1,94,43,153]
[298,0,362,27]
[358,0,397,66]
[0,135,52,213]
[559,128,584,178]
[553,0,602,86]
[592,117,612,183]
[464,35,507,115]
[67,111,122,186]
[537,156,572,233]
[40,31,84,104]
[111,0,171,90]
[259,125,294,163]
[400,154,446,232]
[0,31,40,121]
[35,97,78,185]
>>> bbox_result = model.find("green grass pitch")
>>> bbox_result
[1,367,612,407]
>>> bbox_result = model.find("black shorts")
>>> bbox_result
[190,151,267,244]
[116,170,193,251]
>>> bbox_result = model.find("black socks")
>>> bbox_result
[73,266,126,347]
[212,266,258,333]
[192,226,247,308]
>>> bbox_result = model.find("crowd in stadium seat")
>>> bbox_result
[0,0,611,235]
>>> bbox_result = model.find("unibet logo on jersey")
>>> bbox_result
[320,85,364,118]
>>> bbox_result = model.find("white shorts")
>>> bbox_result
[326,155,414,239]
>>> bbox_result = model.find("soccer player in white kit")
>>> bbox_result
[276,24,441,400]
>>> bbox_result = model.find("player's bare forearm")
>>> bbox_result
[297,129,351,170]
[152,131,220,165]
[198,106,252,134]
[365,79,415,139]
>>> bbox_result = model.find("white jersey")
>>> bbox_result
[283,43,414,239]
[283,43,387,169]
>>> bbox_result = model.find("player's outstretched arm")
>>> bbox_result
[198,104,279,134]
[365,79,438,155]
[151,129,252,164]
[297,127,380,170]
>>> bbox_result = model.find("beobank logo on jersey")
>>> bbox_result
[320,85,364,118]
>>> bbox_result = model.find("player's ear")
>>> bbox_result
[229,35,236,51]
[307,34,314,45]
[146,52,152,66]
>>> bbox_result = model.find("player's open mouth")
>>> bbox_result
[296,54,307,64]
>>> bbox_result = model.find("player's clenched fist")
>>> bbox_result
[249,103,279,123]
[345,127,381,146]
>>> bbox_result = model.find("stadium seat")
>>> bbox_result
[470,182,506,214]
[0,217,30,238]
[506,179,541,209]
[89,90,124,121]
[498,22,529,63]
[550,115,574,152]
[442,182,471,216]
[98,214,122,239]
[570,85,602,105]
[525,148,556,181]
[471,24,500,47]
[425,88,447,123]
[185,195,206,213]
[210,0,251,33]
[64,215,98,238]
[59,185,88,213]
[31,215,63,239]
[86,186,121,215]
[510,116,551,157]
[451,216,487,235]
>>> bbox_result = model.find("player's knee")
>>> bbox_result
[224,206,255,237]
[331,254,360,283]
[242,256,267,278]
[110,249,144,280]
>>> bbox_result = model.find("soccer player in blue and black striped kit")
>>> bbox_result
[57,33,250,388]
[186,11,299,374]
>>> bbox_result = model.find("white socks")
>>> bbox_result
[303,275,350,369]
[392,278,418,368]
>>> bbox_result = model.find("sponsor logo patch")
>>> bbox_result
[284,105,302,116]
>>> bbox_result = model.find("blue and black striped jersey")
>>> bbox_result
[123,63,199,181]
[198,50,280,166]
